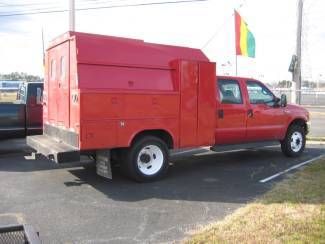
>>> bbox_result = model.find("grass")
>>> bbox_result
[0,92,17,103]
[186,159,325,244]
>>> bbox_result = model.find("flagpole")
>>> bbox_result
[234,9,238,76]
[235,55,238,76]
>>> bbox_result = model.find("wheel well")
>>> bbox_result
[288,119,307,134]
[131,130,174,149]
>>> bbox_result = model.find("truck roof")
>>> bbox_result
[217,75,258,81]
[48,31,210,69]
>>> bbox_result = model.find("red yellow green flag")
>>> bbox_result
[235,10,255,58]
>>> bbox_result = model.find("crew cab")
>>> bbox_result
[0,82,43,139]
[27,32,309,182]
[214,76,309,155]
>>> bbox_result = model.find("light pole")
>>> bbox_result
[69,0,75,31]
[293,0,304,104]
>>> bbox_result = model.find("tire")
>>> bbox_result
[281,124,306,157]
[122,136,169,182]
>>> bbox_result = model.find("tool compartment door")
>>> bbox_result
[179,61,199,147]
[47,48,57,124]
[48,41,70,128]
[57,41,70,128]
[197,62,216,145]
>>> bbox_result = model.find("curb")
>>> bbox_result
[306,140,325,145]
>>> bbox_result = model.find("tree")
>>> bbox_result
[0,72,42,82]
[277,80,292,88]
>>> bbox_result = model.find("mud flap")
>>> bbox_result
[96,150,112,179]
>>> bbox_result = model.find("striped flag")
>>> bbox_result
[235,10,255,58]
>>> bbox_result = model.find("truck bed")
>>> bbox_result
[0,103,26,139]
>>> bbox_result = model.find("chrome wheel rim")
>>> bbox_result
[290,131,303,152]
[137,145,164,176]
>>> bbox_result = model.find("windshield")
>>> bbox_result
[16,83,27,103]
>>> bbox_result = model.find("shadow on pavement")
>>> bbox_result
[63,147,324,203]
[0,140,324,204]
[0,139,32,157]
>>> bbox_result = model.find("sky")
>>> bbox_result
[0,0,324,84]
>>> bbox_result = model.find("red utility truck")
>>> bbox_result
[27,32,310,182]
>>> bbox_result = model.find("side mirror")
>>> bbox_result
[273,97,281,107]
[280,94,287,107]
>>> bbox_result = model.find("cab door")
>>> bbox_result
[215,78,248,145]
[26,83,43,135]
[179,61,199,147]
[245,80,287,141]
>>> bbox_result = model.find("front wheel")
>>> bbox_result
[281,124,306,157]
[122,136,169,182]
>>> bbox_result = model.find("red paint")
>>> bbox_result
[43,32,309,153]
[44,32,214,150]
[234,10,242,56]
[215,76,309,145]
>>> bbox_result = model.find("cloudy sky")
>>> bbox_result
[0,0,324,83]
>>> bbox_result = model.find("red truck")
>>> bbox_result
[27,32,310,182]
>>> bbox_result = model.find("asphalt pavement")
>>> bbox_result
[0,139,324,243]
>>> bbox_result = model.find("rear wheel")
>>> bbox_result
[122,136,169,182]
[281,124,306,157]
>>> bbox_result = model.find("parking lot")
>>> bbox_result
[0,139,324,243]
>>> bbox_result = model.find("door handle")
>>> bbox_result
[218,109,224,119]
[247,109,253,118]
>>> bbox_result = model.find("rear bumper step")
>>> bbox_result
[27,135,80,163]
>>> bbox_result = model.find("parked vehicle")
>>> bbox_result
[0,82,43,139]
[27,32,309,182]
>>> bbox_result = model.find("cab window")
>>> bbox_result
[218,79,243,104]
[17,83,27,102]
[247,81,274,105]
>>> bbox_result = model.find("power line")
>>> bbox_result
[0,0,208,17]
[0,0,130,9]
[0,7,63,15]
[0,0,127,15]
[76,0,138,7]
[77,0,133,3]
[0,0,194,15]
[0,1,62,8]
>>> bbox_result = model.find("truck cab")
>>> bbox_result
[214,76,309,156]
[0,82,43,139]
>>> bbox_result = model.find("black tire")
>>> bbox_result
[281,124,306,157]
[121,136,169,182]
